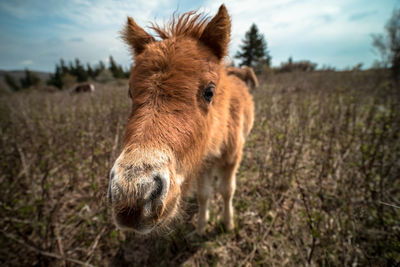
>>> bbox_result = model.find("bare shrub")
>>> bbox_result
[277,58,317,73]
[95,70,114,84]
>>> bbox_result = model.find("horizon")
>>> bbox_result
[0,0,398,73]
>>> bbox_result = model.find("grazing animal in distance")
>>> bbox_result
[75,83,95,93]
[226,66,259,89]
[108,4,254,235]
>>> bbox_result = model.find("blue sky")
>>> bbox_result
[0,0,398,72]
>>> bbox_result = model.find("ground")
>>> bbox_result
[0,70,399,266]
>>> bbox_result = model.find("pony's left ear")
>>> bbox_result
[200,4,231,59]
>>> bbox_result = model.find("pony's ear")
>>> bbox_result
[122,17,155,56]
[200,5,231,59]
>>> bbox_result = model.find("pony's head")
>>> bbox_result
[108,5,231,234]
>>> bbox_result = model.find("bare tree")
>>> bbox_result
[372,8,400,81]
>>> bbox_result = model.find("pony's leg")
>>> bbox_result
[218,155,241,231]
[197,169,212,234]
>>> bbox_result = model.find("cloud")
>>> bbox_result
[349,11,377,21]
[21,59,33,66]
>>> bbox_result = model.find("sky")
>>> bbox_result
[0,0,398,72]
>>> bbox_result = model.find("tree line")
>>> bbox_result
[4,69,41,91]
[48,56,129,89]
[4,56,129,91]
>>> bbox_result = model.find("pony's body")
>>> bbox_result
[108,5,255,234]
[193,71,254,231]
[227,66,259,90]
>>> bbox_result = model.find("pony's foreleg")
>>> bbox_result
[196,170,212,234]
[218,156,241,231]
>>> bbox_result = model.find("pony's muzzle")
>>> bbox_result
[108,163,170,233]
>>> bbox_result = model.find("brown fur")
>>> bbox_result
[75,83,95,93]
[227,66,259,89]
[110,5,254,234]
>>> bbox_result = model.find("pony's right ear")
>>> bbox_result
[122,17,155,56]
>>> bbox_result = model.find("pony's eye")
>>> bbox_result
[128,88,132,98]
[203,84,215,103]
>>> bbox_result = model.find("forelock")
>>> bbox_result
[150,11,210,40]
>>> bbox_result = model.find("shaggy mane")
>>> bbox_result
[150,11,210,40]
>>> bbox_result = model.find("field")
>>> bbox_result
[0,70,399,266]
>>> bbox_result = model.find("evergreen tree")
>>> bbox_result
[47,65,63,89]
[99,60,106,71]
[4,74,20,91]
[235,24,271,68]
[109,56,126,79]
[87,63,95,79]
[93,61,106,77]
[20,69,40,88]
[60,59,69,74]
[73,58,89,82]
[69,61,75,75]
[48,59,69,89]
[124,66,131,78]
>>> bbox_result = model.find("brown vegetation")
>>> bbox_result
[0,70,399,266]
[277,58,317,73]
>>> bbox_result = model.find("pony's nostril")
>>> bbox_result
[116,207,142,228]
[149,175,163,201]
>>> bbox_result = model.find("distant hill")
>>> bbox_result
[0,69,51,93]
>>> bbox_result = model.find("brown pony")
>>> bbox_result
[108,5,255,235]
[227,66,259,89]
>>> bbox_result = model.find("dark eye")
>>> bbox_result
[128,88,132,98]
[203,84,215,103]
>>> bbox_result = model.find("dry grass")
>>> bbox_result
[0,71,399,266]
